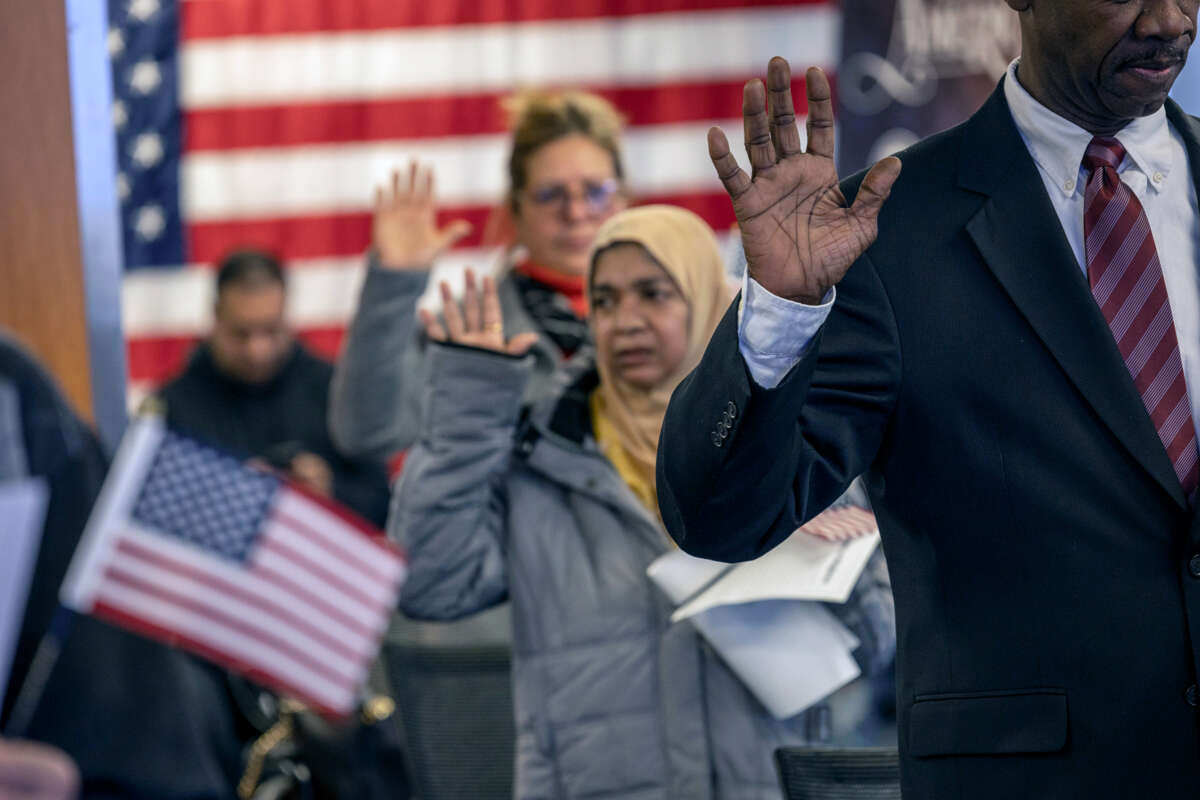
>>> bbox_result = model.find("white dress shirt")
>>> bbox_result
[738,60,1200,446]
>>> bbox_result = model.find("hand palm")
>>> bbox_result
[375,200,446,265]
[711,60,901,304]
[419,270,540,357]
[374,162,471,269]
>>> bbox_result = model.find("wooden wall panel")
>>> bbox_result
[0,3,93,421]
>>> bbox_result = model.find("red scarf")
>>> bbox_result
[514,261,589,318]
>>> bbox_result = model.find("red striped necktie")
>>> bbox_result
[1083,136,1199,500]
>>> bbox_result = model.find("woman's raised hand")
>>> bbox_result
[420,269,540,356]
[373,161,473,270]
[709,58,902,304]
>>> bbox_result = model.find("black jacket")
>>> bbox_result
[657,86,1200,798]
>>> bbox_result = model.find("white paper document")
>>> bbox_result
[645,547,729,606]
[691,600,862,719]
[650,529,880,624]
[648,524,879,719]
[0,478,49,702]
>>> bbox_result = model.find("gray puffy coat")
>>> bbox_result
[391,343,895,800]
[329,255,566,462]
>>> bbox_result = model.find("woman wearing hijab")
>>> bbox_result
[391,205,895,800]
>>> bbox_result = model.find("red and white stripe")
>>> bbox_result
[123,1,840,397]
[85,487,404,716]
[178,0,831,39]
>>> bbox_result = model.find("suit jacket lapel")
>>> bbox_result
[960,86,1188,509]
[1167,99,1200,201]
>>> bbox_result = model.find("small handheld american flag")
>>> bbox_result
[59,417,406,717]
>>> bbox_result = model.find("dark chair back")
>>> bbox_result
[774,746,901,800]
[383,639,514,800]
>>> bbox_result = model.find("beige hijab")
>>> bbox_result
[588,204,732,515]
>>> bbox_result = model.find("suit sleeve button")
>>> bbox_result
[726,401,737,418]
[1189,554,1200,579]
[1187,685,1198,707]
[711,432,723,447]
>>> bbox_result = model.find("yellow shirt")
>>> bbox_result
[589,390,659,516]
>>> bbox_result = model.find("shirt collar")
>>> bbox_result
[1003,59,1174,196]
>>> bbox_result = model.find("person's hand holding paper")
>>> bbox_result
[647,503,883,719]
[658,505,880,623]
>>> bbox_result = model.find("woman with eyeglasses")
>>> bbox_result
[329,90,629,465]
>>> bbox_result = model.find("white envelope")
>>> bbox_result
[691,600,862,719]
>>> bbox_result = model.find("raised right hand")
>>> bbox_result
[419,269,539,356]
[710,58,902,304]
[373,161,472,270]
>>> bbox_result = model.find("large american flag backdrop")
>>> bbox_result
[110,0,838,402]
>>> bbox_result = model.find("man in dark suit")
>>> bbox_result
[657,1,1200,797]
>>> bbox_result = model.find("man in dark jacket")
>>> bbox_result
[659,2,1200,797]
[157,249,390,527]
[154,250,404,798]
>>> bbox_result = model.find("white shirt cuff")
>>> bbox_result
[737,273,834,389]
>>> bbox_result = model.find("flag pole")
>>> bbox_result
[2,606,76,739]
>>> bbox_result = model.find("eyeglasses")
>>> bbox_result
[524,178,621,216]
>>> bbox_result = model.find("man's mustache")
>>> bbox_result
[1118,42,1190,69]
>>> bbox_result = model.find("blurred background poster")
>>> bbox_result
[836,0,1020,173]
